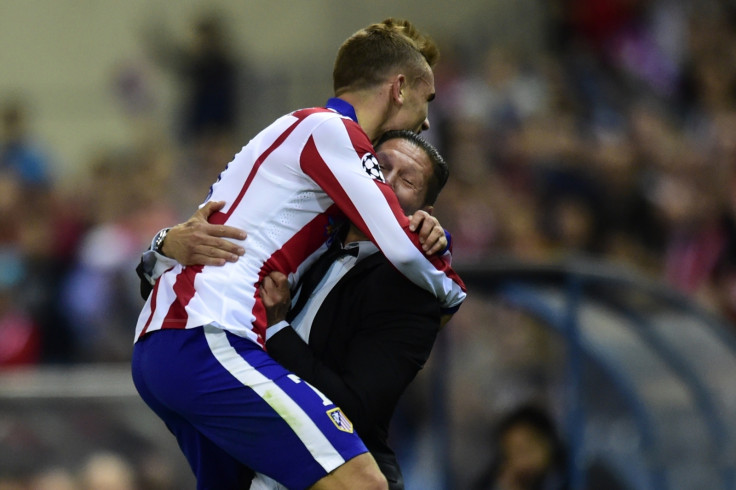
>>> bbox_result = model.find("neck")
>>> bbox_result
[344,224,368,244]
[337,91,392,144]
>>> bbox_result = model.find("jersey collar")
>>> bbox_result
[325,97,358,123]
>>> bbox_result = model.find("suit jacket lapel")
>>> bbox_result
[307,251,384,352]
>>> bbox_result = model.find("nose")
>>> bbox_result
[383,169,397,188]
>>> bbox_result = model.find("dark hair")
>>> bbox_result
[471,404,569,490]
[496,405,559,440]
[376,129,449,205]
[495,404,567,471]
[333,18,439,95]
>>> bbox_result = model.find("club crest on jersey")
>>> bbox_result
[327,408,354,433]
[361,154,384,182]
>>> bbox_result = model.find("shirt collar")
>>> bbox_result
[325,97,358,123]
[344,241,378,261]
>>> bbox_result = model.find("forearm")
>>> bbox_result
[136,201,247,299]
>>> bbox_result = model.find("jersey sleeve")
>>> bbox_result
[300,117,466,311]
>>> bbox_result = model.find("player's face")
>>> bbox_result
[375,138,434,215]
[392,65,436,134]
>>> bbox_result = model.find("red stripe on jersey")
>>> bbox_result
[152,265,204,332]
[342,115,375,156]
[138,276,162,338]
[163,265,204,326]
[252,204,344,345]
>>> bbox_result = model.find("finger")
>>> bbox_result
[267,271,291,296]
[269,271,289,291]
[408,211,427,232]
[207,224,247,240]
[425,239,446,255]
[261,275,275,294]
[425,229,447,255]
[268,271,288,283]
[416,219,438,244]
[190,246,241,264]
[202,237,245,257]
[189,254,228,267]
[419,226,443,251]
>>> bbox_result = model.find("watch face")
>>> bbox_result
[154,229,168,253]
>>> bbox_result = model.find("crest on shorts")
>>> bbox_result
[327,408,354,433]
[361,154,385,182]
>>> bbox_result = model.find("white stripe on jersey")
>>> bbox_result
[203,325,346,473]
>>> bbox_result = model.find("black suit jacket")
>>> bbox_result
[266,251,442,489]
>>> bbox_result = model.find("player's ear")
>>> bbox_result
[391,74,406,105]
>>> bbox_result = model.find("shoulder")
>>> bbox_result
[364,254,440,304]
[300,109,372,152]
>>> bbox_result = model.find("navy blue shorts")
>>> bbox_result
[131,325,368,490]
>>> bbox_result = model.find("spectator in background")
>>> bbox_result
[139,10,250,215]
[60,147,177,362]
[472,403,626,490]
[28,466,77,490]
[0,98,52,190]
[78,452,136,490]
[0,250,40,367]
[0,96,83,365]
[474,404,569,490]
[142,10,241,144]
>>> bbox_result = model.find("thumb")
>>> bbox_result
[269,271,289,287]
[200,200,226,218]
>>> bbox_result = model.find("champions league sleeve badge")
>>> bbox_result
[327,407,354,433]
[361,153,385,182]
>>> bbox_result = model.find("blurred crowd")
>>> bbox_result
[1,0,735,369]
[0,450,179,490]
[428,0,736,320]
[1,1,735,488]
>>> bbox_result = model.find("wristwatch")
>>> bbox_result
[151,227,171,256]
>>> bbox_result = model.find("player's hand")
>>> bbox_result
[408,210,447,255]
[260,271,291,326]
[162,200,247,266]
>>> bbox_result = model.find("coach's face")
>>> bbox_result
[375,138,434,216]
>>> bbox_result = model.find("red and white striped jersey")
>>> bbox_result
[134,98,466,347]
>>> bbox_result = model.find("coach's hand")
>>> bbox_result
[409,209,447,255]
[162,200,247,266]
[260,271,291,326]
